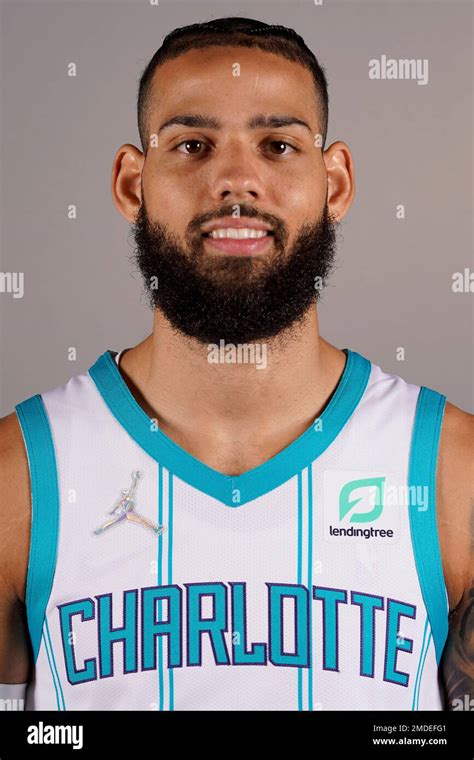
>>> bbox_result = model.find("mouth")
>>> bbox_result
[202,228,275,256]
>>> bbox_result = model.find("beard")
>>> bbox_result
[131,198,339,346]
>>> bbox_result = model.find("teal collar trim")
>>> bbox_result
[89,348,371,507]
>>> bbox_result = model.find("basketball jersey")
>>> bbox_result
[14,347,449,711]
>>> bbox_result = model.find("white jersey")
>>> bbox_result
[14,347,449,711]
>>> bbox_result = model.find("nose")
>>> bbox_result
[208,140,266,204]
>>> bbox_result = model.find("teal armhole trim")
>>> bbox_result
[408,386,448,666]
[15,395,60,664]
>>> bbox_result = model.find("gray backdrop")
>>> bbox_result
[1,0,472,414]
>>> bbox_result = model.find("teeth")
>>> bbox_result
[208,228,269,239]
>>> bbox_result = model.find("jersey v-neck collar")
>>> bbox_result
[88,347,371,507]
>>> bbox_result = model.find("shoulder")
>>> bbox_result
[436,400,474,612]
[0,412,31,603]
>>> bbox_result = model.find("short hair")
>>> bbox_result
[137,16,329,154]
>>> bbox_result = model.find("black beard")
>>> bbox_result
[131,200,338,345]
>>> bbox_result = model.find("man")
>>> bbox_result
[0,17,472,711]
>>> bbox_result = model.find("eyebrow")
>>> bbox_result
[157,113,313,135]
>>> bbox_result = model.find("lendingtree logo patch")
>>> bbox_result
[323,470,399,543]
[339,477,385,523]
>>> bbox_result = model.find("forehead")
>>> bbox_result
[148,45,319,125]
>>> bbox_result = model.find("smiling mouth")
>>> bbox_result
[202,229,275,255]
[202,229,274,239]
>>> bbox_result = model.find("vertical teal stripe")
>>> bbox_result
[42,625,62,710]
[307,464,313,711]
[411,617,429,710]
[408,387,449,665]
[43,638,61,710]
[297,472,303,711]
[168,473,174,710]
[44,618,66,710]
[415,630,432,710]
[15,395,60,665]
[157,463,164,710]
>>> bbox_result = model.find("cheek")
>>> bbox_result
[145,177,194,229]
[276,177,326,226]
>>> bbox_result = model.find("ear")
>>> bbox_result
[323,141,355,222]
[111,144,145,223]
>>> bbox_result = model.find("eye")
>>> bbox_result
[175,139,210,156]
[266,140,297,156]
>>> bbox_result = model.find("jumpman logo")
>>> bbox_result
[93,471,165,536]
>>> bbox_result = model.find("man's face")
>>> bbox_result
[132,45,339,345]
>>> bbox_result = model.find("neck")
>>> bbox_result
[118,308,346,474]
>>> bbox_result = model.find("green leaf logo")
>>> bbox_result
[339,477,385,523]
